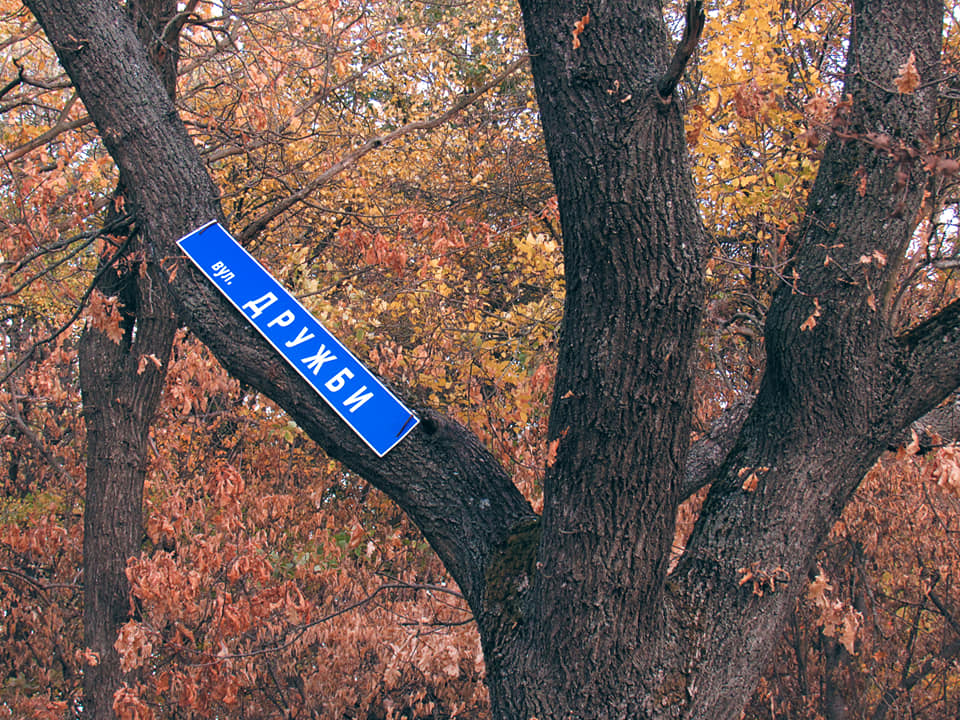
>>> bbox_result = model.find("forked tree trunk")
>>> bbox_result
[22,0,960,718]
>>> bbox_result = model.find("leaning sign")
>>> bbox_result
[178,221,419,457]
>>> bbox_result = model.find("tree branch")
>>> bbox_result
[679,396,754,500]
[872,300,960,445]
[657,0,705,99]
[2,114,92,163]
[0,399,76,485]
[884,298,960,439]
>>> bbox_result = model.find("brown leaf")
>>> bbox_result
[137,353,163,375]
[839,611,862,654]
[546,438,560,468]
[86,291,124,344]
[733,80,762,120]
[894,51,920,94]
[800,297,821,332]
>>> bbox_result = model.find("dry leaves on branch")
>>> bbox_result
[85,290,124,344]
[805,566,862,654]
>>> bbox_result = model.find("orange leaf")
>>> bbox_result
[546,438,560,468]
[572,10,590,50]
[86,291,125,344]
[137,353,163,375]
[800,297,821,332]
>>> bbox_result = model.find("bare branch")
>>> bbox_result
[680,396,754,500]
[0,399,76,485]
[0,226,133,388]
[2,114,92,163]
[186,581,468,664]
[657,0,705,100]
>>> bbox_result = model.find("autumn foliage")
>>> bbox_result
[3,0,960,718]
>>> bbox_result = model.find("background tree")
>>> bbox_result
[76,2,181,715]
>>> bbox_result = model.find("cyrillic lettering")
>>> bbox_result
[325,367,354,392]
[267,310,295,328]
[212,261,225,272]
[284,327,316,348]
[343,386,373,413]
[241,292,278,318]
[302,345,337,375]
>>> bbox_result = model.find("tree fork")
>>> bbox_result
[669,2,959,716]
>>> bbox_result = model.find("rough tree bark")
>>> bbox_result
[77,2,182,717]
[21,0,960,718]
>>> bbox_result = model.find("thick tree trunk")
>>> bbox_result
[478,1,707,717]
[78,3,181,716]
[667,1,952,717]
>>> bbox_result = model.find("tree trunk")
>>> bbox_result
[78,2,181,716]
[478,1,706,716]
[666,1,951,717]
[79,269,176,718]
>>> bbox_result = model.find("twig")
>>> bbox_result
[0,231,134,388]
[0,566,82,594]
[189,581,467,664]
[0,399,75,485]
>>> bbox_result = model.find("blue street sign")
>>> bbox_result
[177,220,419,456]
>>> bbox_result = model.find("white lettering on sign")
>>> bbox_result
[178,220,419,456]
[241,292,278,318]
[211,261,236,285]
[325,367,354,392]
[344,386,374,413]
[302,344,337,375]
[284,327,316,348]
[267,310,296,328]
